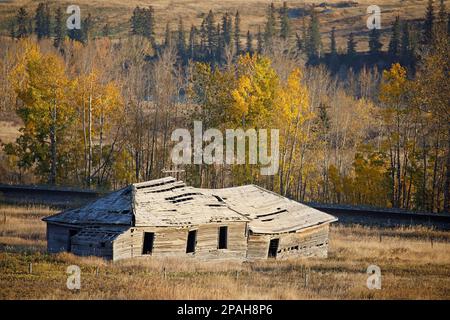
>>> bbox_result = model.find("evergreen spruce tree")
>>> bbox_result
[280,1,291,40]
[306,7,322,61]
[143,7,156,45]
[295,32,303,53]
[216,23,223,63]
[200,19,207,57]
[347,32,356,58]
[423,0,435,45]
[177,18,186,60]
[388,16,401,59]
[246,30,253,54]
[257,26,263,54]
[368,28,382,56]
[328,27,338,69]
[330,27,337,56]
[188,25,198,59]
[400,21,412,66]
[222,13,232,48]
[130,6,142,35]
[102,23,110,37]
[205,10,216,61]
[43,3,51,37]
[16,7,30,38]
[35,3,47,39]
[164,22,172,48]
[53,7,64,47]
[438,0,447,35]
[264,3,277,49]
[234,11,241,54]
[82,13,93,43]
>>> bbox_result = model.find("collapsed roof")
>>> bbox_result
[44,177,337,234]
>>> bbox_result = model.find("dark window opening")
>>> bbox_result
[268,238,279,258]
[186,230,197,253]
[100,242,106,248]
[218,226,228,249]
[142,232,155,255]
[67,229,78,252]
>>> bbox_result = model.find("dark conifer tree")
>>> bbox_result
[368,28,382,56]
[264,3,277,49]
[234,11,241,54]
[35,2,49,39]
[400,21,413,66]
[295,32,303,53]
[222,13,232,48]
[306,7,322,61]
[43,3,51,38]
[347,32,356,58]
[246,30,253,54]
[53,7,64,47]
[177,18,186,60]
[143,7,156,45]
[257,26,263,54]
[188,25,198,59]
[82,13,93,43]
[438,0,448,35]
[423,0,435,45]
[328,27,338,70]
[102,23,110,37]
[280,1,291,40]
[330,27,337,56]
[388,16,401,59]
[216,23,223,63]
[16,7,30,38]
[164,22,172,48]
[130,6,142,35]
[205,10,216,61]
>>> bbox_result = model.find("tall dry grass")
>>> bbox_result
[0,204,449,299]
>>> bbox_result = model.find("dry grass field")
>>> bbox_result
[0,204,449,299]
[0,0,431,50]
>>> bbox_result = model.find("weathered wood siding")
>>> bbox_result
[276,224,330,259]
[113,222,247,261]
[247,233,270,260]
[71,238,113,259]
[47,223,79,253]
[247,224,331,260]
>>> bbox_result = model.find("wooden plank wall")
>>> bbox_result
[247,224,331,260]
[276,224,330,259]
[47,223,77,253]
[113,222,248,261]
[71,238,114,259]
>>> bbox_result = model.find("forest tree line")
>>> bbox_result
[0,1,449,213]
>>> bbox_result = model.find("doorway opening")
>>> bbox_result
[186,230,197,253]
[218,226,228,249]
[142,232,155,255]
[268,238,279,258]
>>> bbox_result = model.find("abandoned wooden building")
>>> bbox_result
[43,177,337,261]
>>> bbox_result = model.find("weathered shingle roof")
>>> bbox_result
[44,177,337,234]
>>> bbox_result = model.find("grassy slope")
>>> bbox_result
[0,0,429,50]
[0,204,449,299]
